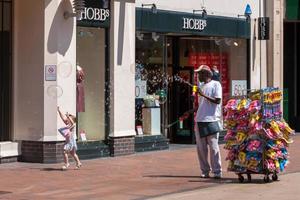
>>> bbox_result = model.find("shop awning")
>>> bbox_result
[136,8,250,39]
[286,0,300,20]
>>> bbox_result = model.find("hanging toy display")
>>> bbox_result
[224,87,295,183]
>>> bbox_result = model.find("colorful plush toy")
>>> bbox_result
[236,132,247,144]
[247,139,263,152]
[224,88,293,176]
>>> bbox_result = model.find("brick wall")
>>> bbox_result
[21,141,64,163]
[108,136,135,157]
[0,156,18,164]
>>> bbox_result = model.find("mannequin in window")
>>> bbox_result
[77,65,85,112]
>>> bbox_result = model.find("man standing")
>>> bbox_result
[194,65,222,179]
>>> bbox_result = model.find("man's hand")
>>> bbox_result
[198,88,204,96]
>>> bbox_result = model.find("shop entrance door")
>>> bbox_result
[172,69,195,144]
[0,0,12,141]
[284,22,300,131]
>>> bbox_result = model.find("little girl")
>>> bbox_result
[57,106,82,170]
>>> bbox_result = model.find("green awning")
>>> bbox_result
[286,0,300,20]
[136,8,250,39]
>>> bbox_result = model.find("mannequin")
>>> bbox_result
[77,65,85,112]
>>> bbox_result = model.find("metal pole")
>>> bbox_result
[259,0,262,89]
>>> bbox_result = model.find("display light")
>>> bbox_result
[64,0,85,19]
[142,3,157,14]
[136,31,144,41]
[193,8,207,18]
[152,32,160,42]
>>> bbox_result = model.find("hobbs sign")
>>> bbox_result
[183,18,207,31]
[79,7,110,21]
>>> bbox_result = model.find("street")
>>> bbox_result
[0,134,299,200]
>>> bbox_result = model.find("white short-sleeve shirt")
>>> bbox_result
[196,80,222,122]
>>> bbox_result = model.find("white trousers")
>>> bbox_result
[195,123,222,175]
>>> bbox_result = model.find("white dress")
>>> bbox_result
[63,128,77,151]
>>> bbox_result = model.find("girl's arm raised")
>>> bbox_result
[57,107,69,125]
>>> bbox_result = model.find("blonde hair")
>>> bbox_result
[67,114,77,124]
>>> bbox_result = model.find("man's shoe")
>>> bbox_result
[200,173,210,178]
[214,173,222,179]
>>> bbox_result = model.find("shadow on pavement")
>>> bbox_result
[144,175,201,179]
[145,174,274,184]
[0,191,12,195]
[189,177,271,184]
[40,168,63,171]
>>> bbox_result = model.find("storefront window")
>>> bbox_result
[135,33,248,143]
[76,27,106,141]
[135,33,171,135]
[180,37,248,103]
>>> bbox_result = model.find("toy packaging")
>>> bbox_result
[224,87,294,183]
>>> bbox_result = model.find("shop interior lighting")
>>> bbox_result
[225,38,232,46]
[223,38,239,47]
[233,41,239,46]
[142,3,157,14]
[193,8,207,18]
[64,0,85,19]
[152,32,160,42]
[214,39,222,46]
[136,31,144,41]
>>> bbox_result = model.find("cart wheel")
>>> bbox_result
[272,173,278,181]
[238,175,244,183]
[263,175,270,183]
[247,174,252,182]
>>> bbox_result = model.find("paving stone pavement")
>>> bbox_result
[0,134,299,200]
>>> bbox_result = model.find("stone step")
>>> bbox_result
[0,141,20,158]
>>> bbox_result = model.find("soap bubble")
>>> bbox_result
[58,61,73,78]
[47,85,63,98]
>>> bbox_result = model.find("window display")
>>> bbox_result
[135,33,169,134]
[76,27,106,141]
[135,34,248,143]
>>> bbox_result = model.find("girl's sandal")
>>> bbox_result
[62,163,70,170]
[76,163,82,169]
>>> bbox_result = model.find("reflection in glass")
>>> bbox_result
[76,27,105,141]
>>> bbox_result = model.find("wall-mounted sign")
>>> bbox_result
[136,8,250,39]
[183,18,207,31]
[45,65,57,81]
[79,7,110,21]
[258,17,269,40]
[135,80,147,99]
[232,80,247,96]
[77,0,110,28]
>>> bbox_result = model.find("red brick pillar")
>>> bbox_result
[21,141,64,163]
[108,136,135,157]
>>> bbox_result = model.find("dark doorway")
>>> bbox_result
[170,37,195,144]
[0,0,12,141]
[172,68,195,143]
[284,21,300,131]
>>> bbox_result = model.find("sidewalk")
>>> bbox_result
[149,172,300,200]
[0,134,299,200]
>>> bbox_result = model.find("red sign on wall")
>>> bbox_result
[189,52,230,105]
[188,52,197,66]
